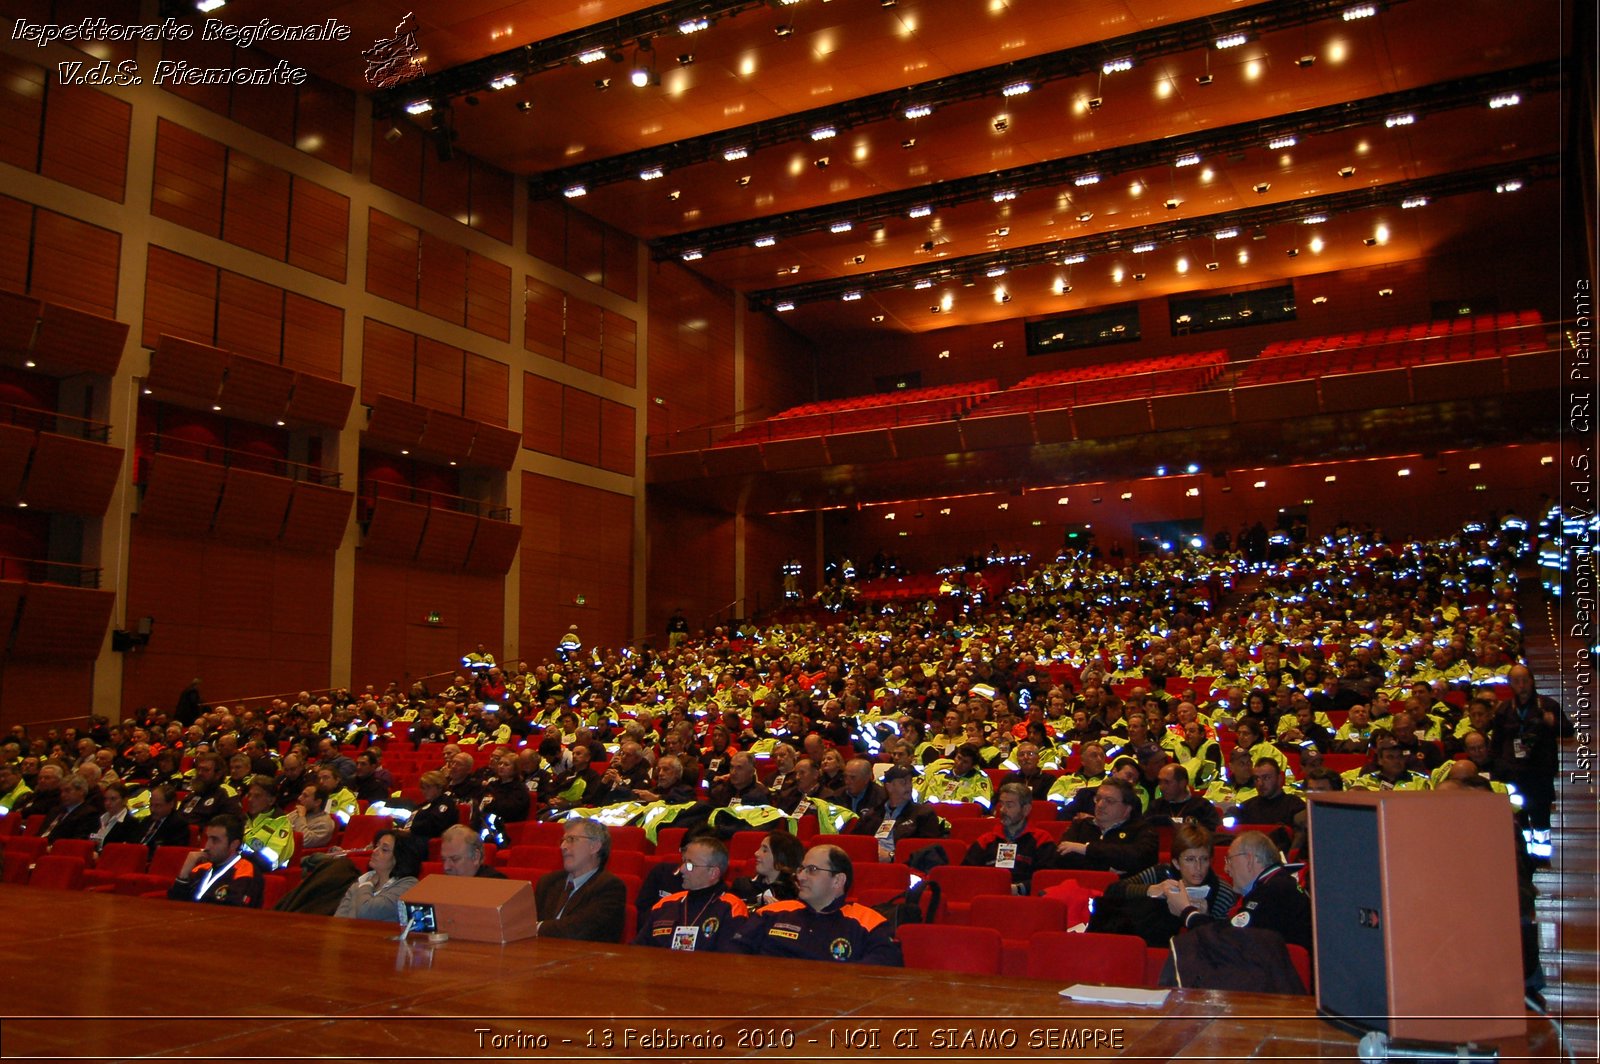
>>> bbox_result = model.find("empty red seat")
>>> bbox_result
[1026,930,1147,985]
[898,923,1003,975]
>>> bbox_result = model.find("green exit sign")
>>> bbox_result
[426,611,441,625]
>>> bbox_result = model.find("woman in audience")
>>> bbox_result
[730,829,804,908]
[1093,822,1237,946]
[92,782,141,850]
[333,829,426,922]
[408,770,458,840]
[472,750,531,840]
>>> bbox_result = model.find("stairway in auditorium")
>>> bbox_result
[1517,584,1596,1058]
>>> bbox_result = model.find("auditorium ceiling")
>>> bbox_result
[215,0,1569,339]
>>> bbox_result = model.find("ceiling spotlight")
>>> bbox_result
[593,77,611,90]
[489,74,517,90]
[1312,295,1328,304]
[1267,135,1298,149]
[668,189,681,200]
[901,138,917,149]
[1165,198,1180,210]
[515,100,532,112]
[1131,272,1146,281]
[753,235,776,247]
[774,24,794,36]
[992,189,1016,202]
[775,301,795,312]
[986,266,1007,277]
[1214,227,1239,239]
[1338,165,1356,177]
[841,291,862,301]
[1086,96,1103,110]
[1002,81,1032,97]
[830,220,853,233]
[1214,33,1248,48]
[639,167,664,180]
[1077,212,1093,222]
[677,16,710,32]
[1295,55,1317,68]
[1362,236,1377,246]
[630,67,658,87]
[992,117,1009,132]
[678,53,695,64]
[1195,73,1213,85]
[1174,153,1201,167]
[813,156,829,168]
[735,174,750,186]
[1131,242,1155,253]
[383,124,403,142]
[562,184,587,198]
[914,279,934,289]
[681,249,703,261]
[1377,287,1394,297]
[1496,179,1523,193]
[1102,58,1133,74]
[1401,195,1428,209]
[1206,262,1219,271]
[1385,113,1416,127]
[930,305,942,313]
[908,205,932,219]
[1062,253,1086,264]
[404,100,433,115]
[904,104,933,119]
[1302,214,1327,224]
[723,146,749,161]
[871,315,885,322]
[1488,93,1521,109]
[810,125,838,141]
[1253,182,1271,193]
[1342,3,1377,20]
[1073,173,1100,187]
[852,254,866,264]
[1286,248,1299,257]
[577,48,607,64]
[997,291,1011,303]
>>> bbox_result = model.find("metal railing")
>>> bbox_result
[137,433,341,487]
[0,556,102,588]
[359,480,512,522]
[0,401,112,443]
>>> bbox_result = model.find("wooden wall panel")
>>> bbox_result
[566,211,605,286]
[227,53,297,144]
[142,247,217,348]
[602,310,637,388]
[599,398,635,476]
[369,121,424,201]
[470,163,514,244]
[466,254,511,342]
[523,276,564,362]
[521,373,562,456]
[561,387,601,468]
[0,56,44,174]
[282,294,343,378]
[520,472,632,657]
[216,271,285,364]
[421,150,471,223]
[223,151,291,260]
[0,198,29,296]
[151,119,224,236]
[40,82,129,203]
[603,227,637,300]
[361,318,415,407]
[287,179,349,283]
[155,32,234,114]
[294,76,355,172]
[121,528,335,716]
[0,663,94,731]
[525,200,566,269]
[350,558,504,683]
[415,338,463,413]
[29,209,119,318]
[417,232,467,325]
[464,354,509,427]
[565,296,603,375]
[366,208,419,308]
[647,262,734,442]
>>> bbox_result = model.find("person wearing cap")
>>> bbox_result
[847,765,949,860]
[729,843,902,965]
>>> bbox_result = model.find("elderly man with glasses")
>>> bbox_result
[730,843,902,965]
[534,817,627,942]
[635,836,749,951]
[1165,829,1312,952]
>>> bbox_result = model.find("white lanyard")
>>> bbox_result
[197,854,241,898]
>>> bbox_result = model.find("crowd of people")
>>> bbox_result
[0,517,1567,989]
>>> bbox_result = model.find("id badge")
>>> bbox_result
[672,925,700,951]
[1512,738,1527,760]
[875,818,897,863]
[995,841,1018,869]
[794,798,811,817]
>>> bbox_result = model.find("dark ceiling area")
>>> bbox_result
[214,0,1571,342]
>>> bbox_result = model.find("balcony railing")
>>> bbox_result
[137,433,342,487]
[359,480,512,522]
[0,556,102,588]
[0,401,112,443]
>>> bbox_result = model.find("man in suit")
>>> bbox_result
[535,817,626,942]
[166,813,264,907]
[138,784,192,854]
[42,774,100,841]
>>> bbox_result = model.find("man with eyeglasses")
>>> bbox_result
[1052,778,1159,875]
[730,843,902,965]
[534,817,626,942]
[1166,829,1311,952]
[635,837,749,951]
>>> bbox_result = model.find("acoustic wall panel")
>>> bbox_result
[0,291,40,355]
[138,454,224,534]
[0,425,33,500]
[220,354,295,424]
[285,373,355,430]
[148,335,228,407]
[213,468,294,542]
[279,482,353,552]
[20,434,122,516]
[463,517,521,575]
[467,423,519,471]
[362,496,429,560]
[415,507,477,570]
[9,584,115,660]
[31,302,128,379]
